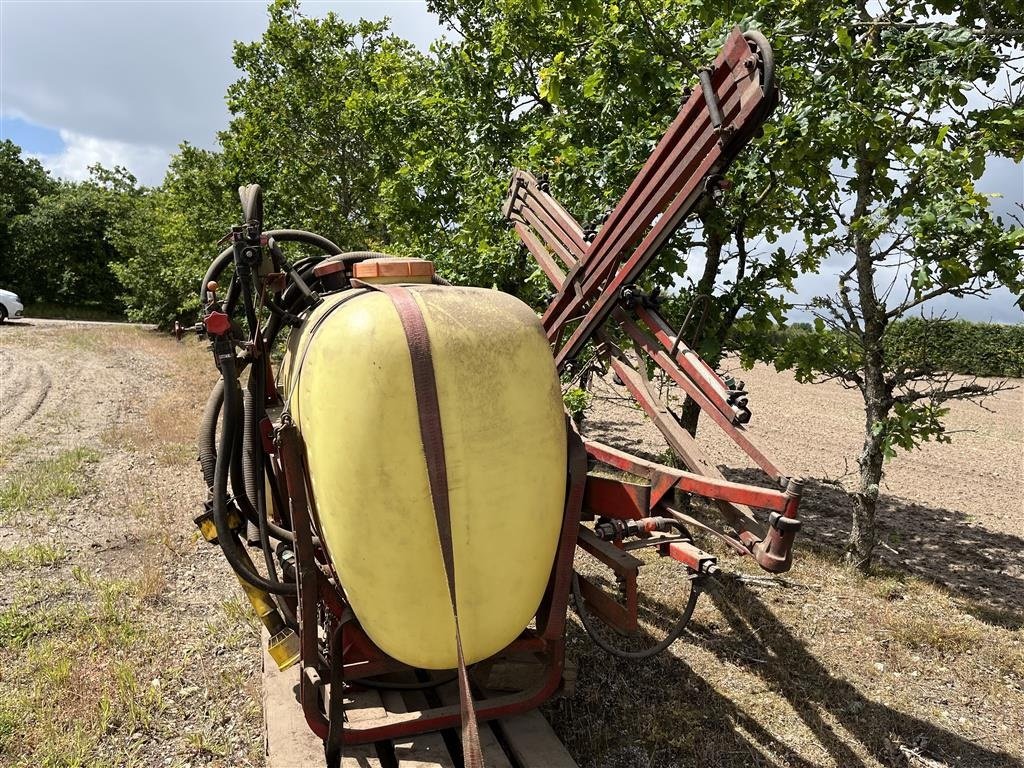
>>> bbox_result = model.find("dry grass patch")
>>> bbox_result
[0,435,31,472]
[1,324,263,767]
[103,334,216,468]
[0,542,68,572]
[0,568,262,768]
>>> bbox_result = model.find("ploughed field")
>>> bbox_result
[0,320,1021,767]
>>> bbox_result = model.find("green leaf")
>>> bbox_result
[836,27,852,52]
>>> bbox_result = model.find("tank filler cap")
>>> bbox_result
[352,257,435,284]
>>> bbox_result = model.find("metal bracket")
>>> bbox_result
[767,511,802,534]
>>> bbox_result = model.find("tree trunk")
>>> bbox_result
[847,144,889,573]
[676,221,724,437]
[850,418,885,571]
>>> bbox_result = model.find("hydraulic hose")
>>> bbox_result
[198,379,224,490]
[240,184,264,228]
[229,386,261,546]
[571,571,699,659]
[212,346,296,596]
[242,370,262,515]
[199,229,344,306]
[243,361,285,583]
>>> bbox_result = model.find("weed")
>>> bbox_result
[135,563,167,605]
[0,446,101,524]
[0,541,68,571]
[0,434,31,471]
[889,615,985,655]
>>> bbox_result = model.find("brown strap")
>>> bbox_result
[379,285,484,768]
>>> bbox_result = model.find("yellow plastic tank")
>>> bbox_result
[281,283,567,669]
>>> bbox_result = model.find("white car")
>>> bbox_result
[0,289,24,322]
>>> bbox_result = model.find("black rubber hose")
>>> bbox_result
[225,273,241,317]
[198,379,225,490]
[228,386,261,545]
[262,463,314,546]
[240,373,262,546]
[244,362,284,583]
[264,262,322,347]
[212,349,296,595]
[571,571,699,659]
[242,370,261,514]
[229,394,304,547]
[202,244,234,300]
[200,229,343,305]
[239,184,263,227]
[229,420,299,545]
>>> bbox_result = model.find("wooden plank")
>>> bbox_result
[380,689,456,767]
[434,681,514,768]
[496,709,579,768]
[262,629,384,768]
[263,630,325,768]
[264,628,576,767]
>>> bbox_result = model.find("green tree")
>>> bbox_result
[0,140,56,292]
[427,0,841,430]
[7,165,140,309]
[767,7,1024,570]
[432,0,1024,570]
[111,144,238,324]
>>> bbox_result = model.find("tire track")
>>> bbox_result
[0,349,53,430]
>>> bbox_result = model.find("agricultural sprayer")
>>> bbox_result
[193,28,801,767]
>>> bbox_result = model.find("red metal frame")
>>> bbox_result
[263,28,800,755]
[504,27,802,576]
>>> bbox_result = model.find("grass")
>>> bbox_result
[0,324,263,767]
[22,302,126,323]
[0,447,101,524]
[0,435,31,472]
[0,542,68,572]
[101,329,216,467]
[0,573,158,765]
[0,571,262,768]
[104,389,203,467]
[10,314,1019,767]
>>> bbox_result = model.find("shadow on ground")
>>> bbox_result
[564,414,1022,765]
[726,468,1024,626]
[549,572,1019,768]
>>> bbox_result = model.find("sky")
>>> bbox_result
[1,0,1021,323]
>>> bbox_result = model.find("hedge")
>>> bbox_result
[884,318,1024,378]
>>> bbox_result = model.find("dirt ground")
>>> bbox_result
[553,363,1024,768]
[1,320,1022,768]
[0,320,262,767]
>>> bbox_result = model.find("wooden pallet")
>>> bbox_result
[262,634,578,767]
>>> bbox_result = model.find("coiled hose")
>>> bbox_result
[211,349,295,595]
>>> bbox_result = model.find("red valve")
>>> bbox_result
[204,311,231,337]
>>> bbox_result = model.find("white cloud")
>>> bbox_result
[34,130,170,187]
[1,2,444,152]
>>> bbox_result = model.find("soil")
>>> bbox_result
[585,361,1024,613]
